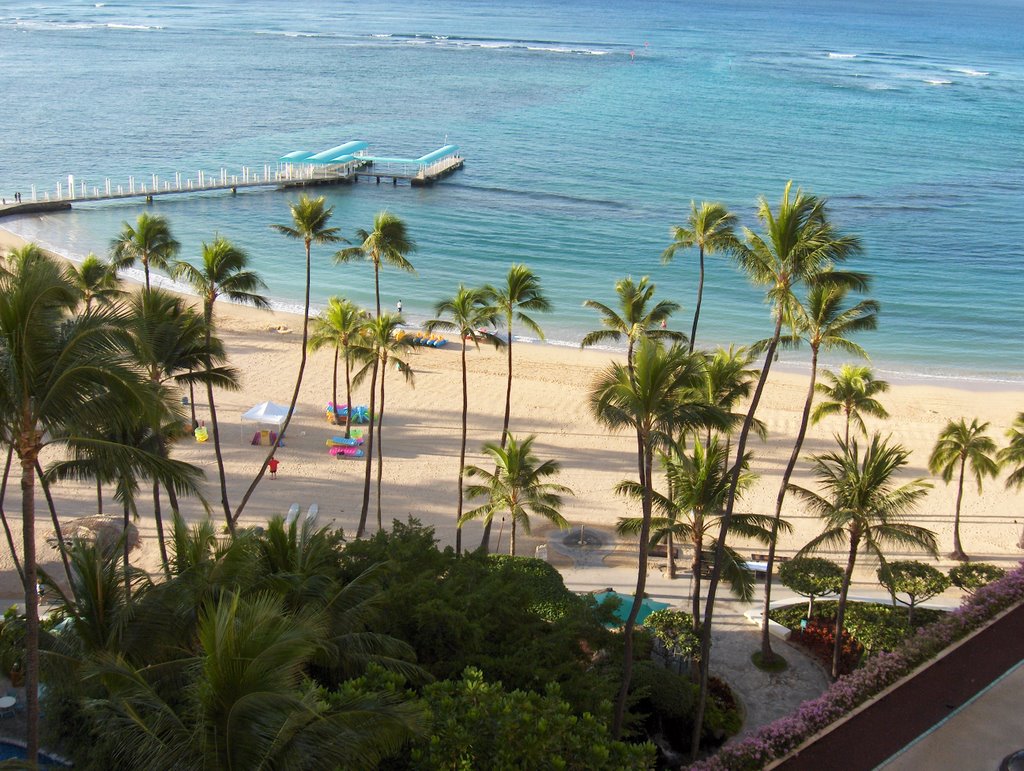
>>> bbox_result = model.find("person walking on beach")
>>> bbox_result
[268,457,280,479]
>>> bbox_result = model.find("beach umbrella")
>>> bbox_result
[594,591,670,627]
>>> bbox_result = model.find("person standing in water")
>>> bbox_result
[396,299,403,314]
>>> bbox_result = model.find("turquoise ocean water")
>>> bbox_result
[0,0,1021,381]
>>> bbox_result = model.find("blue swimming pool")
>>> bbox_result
[0,740,66,766]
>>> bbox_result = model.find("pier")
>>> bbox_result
[0,141,464,220]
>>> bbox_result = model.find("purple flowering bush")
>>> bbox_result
[690,563,1024,771]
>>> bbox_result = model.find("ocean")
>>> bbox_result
[1,0,1021,382]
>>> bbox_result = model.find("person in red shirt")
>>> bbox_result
[268,457,280,479]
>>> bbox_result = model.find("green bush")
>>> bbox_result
[779,557,843,618]
[642,609,699,660]
[877,560,950,624]
[949,562,1006,593]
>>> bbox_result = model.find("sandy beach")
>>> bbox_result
[1,226,1022,600]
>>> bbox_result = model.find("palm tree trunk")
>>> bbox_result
[612,436,654,738]
[373,261,382,318]
[332,346,341,426]
[0,445,25,586]
[833,541,859,679]
[343,344,353,439]
[96,476,103,515]
[34,460,72,587]
[205,337,234,535]
[456,339,469,555]
[19,442,41,763]
[188,374,197,429]
[689,245,704,352]
[234,240,313,523]
[143,254,150,292]
[481,323,515,554]
[357,356,380,538]
[844,406,851,447]
[667,530,676,579]
[760,347,819,660]
[123,497,132,600]
[510,517,516,557]
[950,458,968,560]
[152,479,169,577]
[691,314,784,759]
[375,355,387,531]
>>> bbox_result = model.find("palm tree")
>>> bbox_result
[0,245,172,759]
[68,253,123,311]
[759,279,879,663]
[589,338,708,737]
[615,438,772,629]
[310,297,368,434]
[928,418,999,560]
[581,276,685,368]
[693,181,862,758]
[812,364,890,445]
[121,288,238,570]
[698,346,766,446]
[425,286,502,554]
[233,196,343,522]
[352,312,415,532]
[335,210,416,318]
[999,413,1024,549]
[662,201,740,351]
[172,236,269,533]
[109,212,180,291]
[463,434,572,556]
[479,264,551,553]
[793,434,936,678]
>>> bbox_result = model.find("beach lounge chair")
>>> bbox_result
[285,503,300,526]
[305,504,319,527]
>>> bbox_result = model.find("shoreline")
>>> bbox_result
[2,223,1021,390]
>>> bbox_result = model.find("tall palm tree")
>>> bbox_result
[615,438,772,629]
[0,245,171,759]
[928,418,999,560]
[68,253,124,311]
[335,210,416,318]
[425,286,502,554]
[793,434,936,678]
[121,288,238,571]
[581,276,685,368]
[172,236,269,533]
[479,264,551,553]
[759,279,879,662]
[352,313,415,532]
[999,414,1024,549]
[589,338,708,737]
[233,196,343,522]
[662,201,740,351]
[693,181,863,758]
[109,212,180,291]
[698,346,766,446]
[463,434,572,556]
[812,364,890,445]
[310,297,368,434]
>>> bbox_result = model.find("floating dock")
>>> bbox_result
[0,141,464,220]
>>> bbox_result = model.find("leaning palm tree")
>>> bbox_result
[335,210,416,318]
[310,297,368,434]
[479,264,551,553]
[662,201,740,351]
[120,288,238,570]
[759,279,879,663]
[693,181,863,758]
[68,253,124,311]
[425,286,502,554]
[999,413,1024,549]
[928,418,999,560]
[812,364,890,445]
[172,236,269,533]
[110,212,180,291]
[581,276,685,368]
[793,434,935,678]
[233,196,344,522]
[0,245,176,759]
[590,338,708,737]
[351,312,415,533]
[463,434,572,556]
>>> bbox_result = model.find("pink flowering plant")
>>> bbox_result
[690,563,1024,770]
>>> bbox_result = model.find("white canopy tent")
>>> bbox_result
[240,401,293,443]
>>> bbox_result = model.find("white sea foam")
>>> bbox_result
[827,52,857,59]
[951,67,989,77]
[106,23,163,31]
[924,78,953,86]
